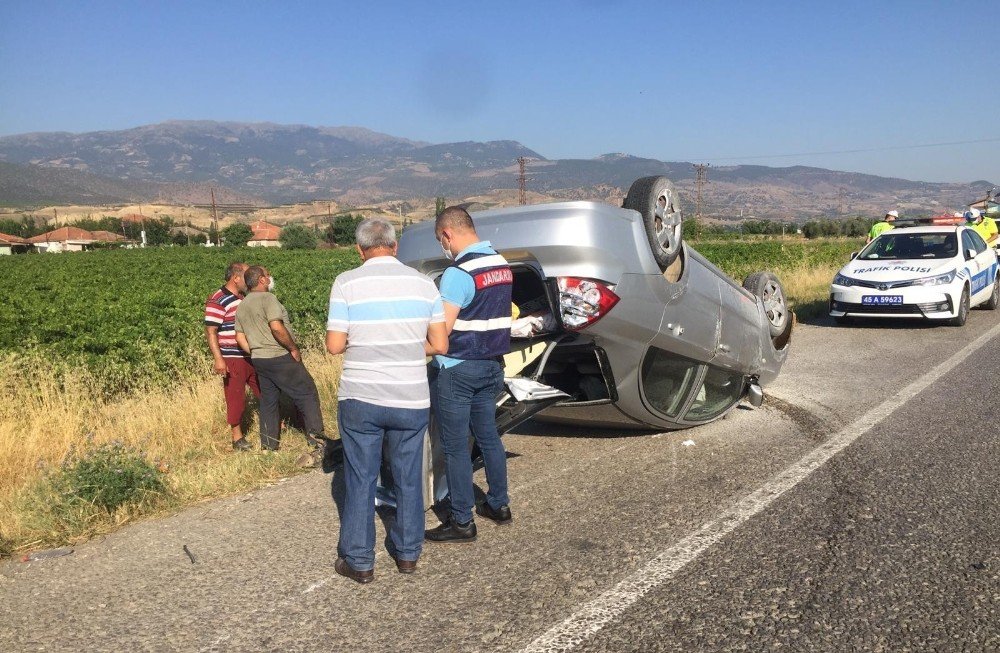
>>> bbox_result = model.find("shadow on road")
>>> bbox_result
[799,313,948,330]
[508,418,657,439]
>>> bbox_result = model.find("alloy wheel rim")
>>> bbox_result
[762,280,787,329]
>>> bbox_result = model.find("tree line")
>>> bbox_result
[0,212,380,250]
[682,216,877,240]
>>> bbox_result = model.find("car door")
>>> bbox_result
[659,252,722,362]
[963,229,996,300]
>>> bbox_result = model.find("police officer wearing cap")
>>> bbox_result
[965,209,998,247]
[867,210,898,244]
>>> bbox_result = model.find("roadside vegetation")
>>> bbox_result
[0,236,859,555]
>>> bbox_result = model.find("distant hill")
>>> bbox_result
[0,120,992,218]
[0,161,257,206]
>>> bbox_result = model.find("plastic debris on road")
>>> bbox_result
[682,439,696,447]
[20,547,74,562]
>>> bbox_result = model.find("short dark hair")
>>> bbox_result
[225,261,247,281]
[435,206,475,235]
[244,265,267,290]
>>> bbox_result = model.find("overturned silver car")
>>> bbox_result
[398,176,792,435]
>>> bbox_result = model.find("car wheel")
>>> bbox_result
[743,271,791,347]
[949,286,970,326]
[623,176,683,269]
[985,275,1000,310]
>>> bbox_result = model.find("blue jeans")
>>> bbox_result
[431,359,508,524]
[337,399,428,571]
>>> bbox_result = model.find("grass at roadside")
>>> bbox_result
[694,238,861,319]
[0,351,343,556]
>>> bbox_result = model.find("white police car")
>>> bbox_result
[829,225,1000,326]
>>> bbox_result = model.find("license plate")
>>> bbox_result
[861,295,903,305]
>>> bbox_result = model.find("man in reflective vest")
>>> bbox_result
[966,209,998,247]
[867,210,897,244]
[425,206,514,543]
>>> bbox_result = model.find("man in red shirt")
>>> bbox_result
[204,261,260,450]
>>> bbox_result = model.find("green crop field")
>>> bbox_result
[0,238,860,394]
[0,247,361,394]
[693,238,861,282]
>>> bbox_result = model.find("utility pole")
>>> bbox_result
[838,186,845,216]
[517,156,527,206]
[211,187,220,246]
[693,163,709,220]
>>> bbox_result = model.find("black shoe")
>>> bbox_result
[335,558,374,584]
[476,502,513,524]
[232,437,252,451]
[425,518,477,543]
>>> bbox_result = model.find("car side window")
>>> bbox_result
[968,230,988,254]
[961,231,977,258]
[639,348,700,418]
[684,366,746,422]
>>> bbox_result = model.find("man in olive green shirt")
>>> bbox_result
[235,266,326,454]
[867,210,897,244]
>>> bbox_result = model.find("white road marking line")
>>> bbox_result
[519,320,1000,653]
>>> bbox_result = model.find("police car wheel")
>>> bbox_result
[949,286,970,327]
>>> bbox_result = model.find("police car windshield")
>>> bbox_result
[858,232,957,260]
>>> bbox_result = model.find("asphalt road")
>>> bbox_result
[2,312,998,652]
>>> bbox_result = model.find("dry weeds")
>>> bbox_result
[0,351,342,554]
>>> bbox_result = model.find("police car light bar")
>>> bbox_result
[894,215,966,227]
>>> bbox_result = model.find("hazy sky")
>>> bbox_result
[1,0,997,184]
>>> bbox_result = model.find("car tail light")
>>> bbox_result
[558,277,620,330]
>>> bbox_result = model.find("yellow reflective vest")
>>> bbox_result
[868,221,893,240]
[973,217,998,245]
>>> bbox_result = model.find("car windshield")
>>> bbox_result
[859,232,957,260]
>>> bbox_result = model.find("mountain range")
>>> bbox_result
[0,121,993,219]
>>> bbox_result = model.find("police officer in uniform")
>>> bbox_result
[425,206,514,542]
[867,210,898,244]
[966,208,998,247]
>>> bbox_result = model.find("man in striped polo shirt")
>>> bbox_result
[425,207,514,544]
[326,218,448,583]
[204,261,259,451]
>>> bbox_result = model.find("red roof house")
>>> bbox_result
[0,231,30,254]
[248,220,283,247]
[28,227,97,251]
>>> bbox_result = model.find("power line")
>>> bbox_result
[518,156,527,205]
[677,136,1000,163]
[693,164,708,219]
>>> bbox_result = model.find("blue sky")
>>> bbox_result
[1,0,997,183]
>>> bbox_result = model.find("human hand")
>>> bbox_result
[290,348,302,362]
[213,358,228,375]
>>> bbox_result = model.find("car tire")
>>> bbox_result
[623,176,683,269]
[949,286,970,326]
[743,271,792,348]
[984,275,1000,310]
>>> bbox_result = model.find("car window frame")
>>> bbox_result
[638,346,704,420]
[680,364,748,423]
[967,228,988,254]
